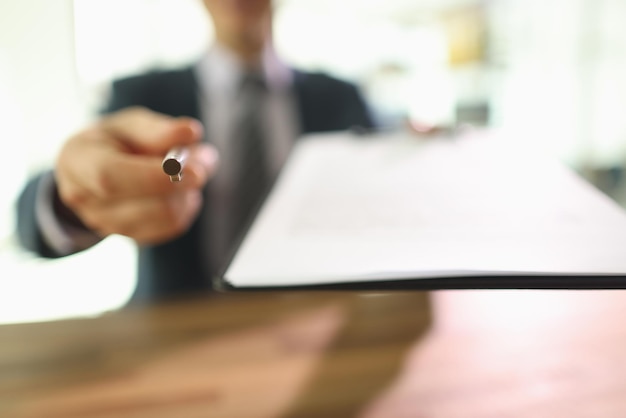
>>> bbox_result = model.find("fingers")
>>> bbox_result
[79,190,203,245]
[183,143,220,189]
[100,107,203,155]
[93,142,217,198]
[60,139,218,203]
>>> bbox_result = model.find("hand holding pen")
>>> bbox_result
[55,107,218,245]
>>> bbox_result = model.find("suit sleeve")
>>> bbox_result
[16,173,61,258]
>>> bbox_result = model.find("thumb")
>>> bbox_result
[100,107,203,155]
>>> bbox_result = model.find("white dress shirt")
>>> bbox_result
[37,43,300,261]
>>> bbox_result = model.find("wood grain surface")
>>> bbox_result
[2,289,626,417]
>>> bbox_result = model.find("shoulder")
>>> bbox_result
[111,66,196,96]
[291,69,376,132]
[292,69,366,108]
[293,70,360,94]
[105,65,198,116]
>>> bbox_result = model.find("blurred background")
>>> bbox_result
[2,0,626,324]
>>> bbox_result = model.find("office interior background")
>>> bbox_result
[2,0,626,324]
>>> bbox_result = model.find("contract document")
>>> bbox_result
[218,130,626,290]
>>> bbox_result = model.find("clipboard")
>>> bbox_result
[214,131,626,292]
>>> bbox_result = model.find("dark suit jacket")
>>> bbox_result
[16,66,375,302]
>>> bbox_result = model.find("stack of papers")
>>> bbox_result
[221,130,626,289]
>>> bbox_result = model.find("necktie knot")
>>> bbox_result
[239,71,267,95]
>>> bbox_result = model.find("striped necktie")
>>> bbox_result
[229,71,271,248]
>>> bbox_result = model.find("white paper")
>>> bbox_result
[224,130,626,287]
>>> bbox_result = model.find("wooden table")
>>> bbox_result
[3,290,626,417]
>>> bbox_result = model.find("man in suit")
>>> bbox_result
[16,0,375,302]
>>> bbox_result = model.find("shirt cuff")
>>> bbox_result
[35,172,101,255]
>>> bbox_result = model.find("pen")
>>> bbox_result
[162,146,189,182]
